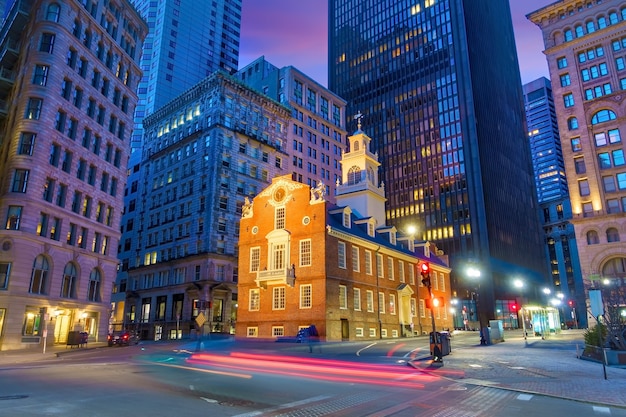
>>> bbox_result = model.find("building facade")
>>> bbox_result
[129,0,241,153]
[528,0,626,311]
[329,0,548,321]
[236,127,452,341]
[236,57,348,202]
[112,71,291,340]
[523,77,587,328]
[0,0,146,350]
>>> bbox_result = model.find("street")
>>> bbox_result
[1,332,625,416]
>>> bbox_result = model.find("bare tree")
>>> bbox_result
[590,278,626,351]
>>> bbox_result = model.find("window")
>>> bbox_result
[618,172,626,190]
[607,198,620,214]
[30,255,49,294]
[364,250,372,275]
[46,3,60,21]
[18,132,35,155]
[339,285,347,309]
[275,206,285,229]
[557,57,568,68]
[32,64,49,85]
[300,284,312,308]
[272,287,285,310]
[579,179,590,196]
[591,109,616,124]
[560,73,571,87]
[338,241,346,269]
[300,239,311,266]
[571,137,582,152]
[595,132,607,147]
[12,169,29,192]
[25,98,43,119]
[88,269,101,301]
[567,117,578,130]
[563,93,574,107]
[352,246,360,271]
[5,206,22,230]
[0,262,10,290]
[378,292,385,314]
[608,129,622,144]
[613,149,625,166]
[249,289,260,311]
[353,288,361,311]
[250,247,260,272]
[376,253,384,278]
[40,33,55,53]
[598,153,611,169]
[366,290,374,312]
[606,227,620,242]
[398,261,405,283]
[564,29,573,42]
[247,327,258,337]
[272,327,284,337]
[389,294,396,315]
[387,258,394,280]
[574,157,586,174]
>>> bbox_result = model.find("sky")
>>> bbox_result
[239,0,556,87]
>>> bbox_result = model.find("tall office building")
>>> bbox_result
[111,72,291,339]
[528,1,626,302]
[0,0,146,350]
[236,56,348,201]
[523,77,586,328]
[129,0,241,152]
[329,0,548,320]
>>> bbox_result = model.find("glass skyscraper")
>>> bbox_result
[129,0,241,152]
[329,0,548,319]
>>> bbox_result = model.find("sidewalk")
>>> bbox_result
[0,341,109,365]
[409,329,626,408]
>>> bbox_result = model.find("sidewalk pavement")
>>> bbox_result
[409,329,626,408]
[1,330,625,408]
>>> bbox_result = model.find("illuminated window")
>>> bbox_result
[339,285,347,309]
[249,289,260,311]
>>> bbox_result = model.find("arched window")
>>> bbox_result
[597,16,607,29]
[609,12,618,25]
[72,19,81,38]
[564,29,573,41]
[606,227,620,242]
[622,7,626,20]
[586,230,600,245]
[87,269,101,302]
[591,109,617,124]
[602,257,626,278]
[367,167,375,184]
[567,117,578,130]
[46,3,60,22]
[575,25,584,37]
[61,262,78,298]
[347,166,361,185]
[353,141,359,151]
[586,21,595,33]
[30,255,49,294]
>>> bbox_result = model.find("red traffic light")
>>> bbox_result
[420,262,430,274]
[511,304,517,311]
[568,300,575,307]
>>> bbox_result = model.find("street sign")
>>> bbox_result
[195,312,207,328]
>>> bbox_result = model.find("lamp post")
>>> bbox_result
[514,279,526,339]
[467,266,485,345]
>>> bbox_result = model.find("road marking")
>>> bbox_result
[517,394,533,401]
[356,343,378,356]
[469,364,483,368]
[593,406,611,414]
[200,397,218,403]
[233,395,332,417]
[154,362,252,379]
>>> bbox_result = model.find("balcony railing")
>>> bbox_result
[256,266,296,288]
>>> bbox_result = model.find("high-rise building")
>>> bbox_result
[111,71,292,340]
[0,0,146,351]
[129,0,241,152]
[236,56,348,201]
[329,0,548,321]
[523,77,586,328]
[528,0,626,307]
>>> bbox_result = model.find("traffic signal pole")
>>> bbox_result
[421,263,443,363]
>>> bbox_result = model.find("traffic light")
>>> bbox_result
[420,262,431,287]
[568,300,575,307]
[511,304,517,311]
[425,297,444,309]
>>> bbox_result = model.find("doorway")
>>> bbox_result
[341,319,349,340]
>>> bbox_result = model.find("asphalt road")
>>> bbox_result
[1,334,625,416]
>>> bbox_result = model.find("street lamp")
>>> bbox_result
[513,279,527,339]
[466,266,485,344]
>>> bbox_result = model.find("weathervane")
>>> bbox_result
[353,111,363,131]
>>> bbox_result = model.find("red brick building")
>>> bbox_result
[236,127,452,341]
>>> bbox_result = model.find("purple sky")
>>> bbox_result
[239,0,555,87]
